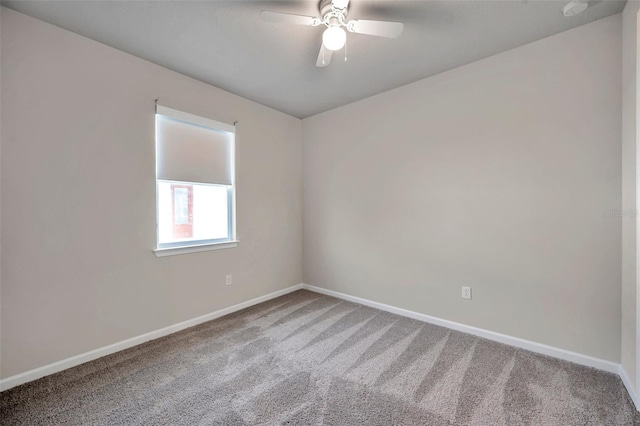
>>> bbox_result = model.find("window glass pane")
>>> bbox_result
[158,180,229,245]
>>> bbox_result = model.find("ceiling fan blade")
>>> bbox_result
[260,11,318,26]
[348,19,403,38]
[316,44,333,67]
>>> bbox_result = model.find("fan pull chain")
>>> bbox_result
[344,38,348,62]
[323,46,326,65]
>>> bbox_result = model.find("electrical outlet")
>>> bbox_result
[225,274,232,286]
[461,287,472,300]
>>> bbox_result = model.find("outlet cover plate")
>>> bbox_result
[462,286,472,300]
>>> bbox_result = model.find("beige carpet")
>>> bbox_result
[1,289,638,425]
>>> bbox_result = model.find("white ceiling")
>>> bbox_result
[2,0,626,118]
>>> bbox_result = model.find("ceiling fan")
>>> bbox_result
[260,0,404,67]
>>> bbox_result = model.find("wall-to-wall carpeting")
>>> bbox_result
[1,290,637,425]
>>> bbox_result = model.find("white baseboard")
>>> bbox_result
[302,284,620,374]
[0,284,304,392]
[619,366,639,410]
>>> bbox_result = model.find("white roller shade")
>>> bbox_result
[156,105,235,185]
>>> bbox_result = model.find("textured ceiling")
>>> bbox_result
[1,0,627,118]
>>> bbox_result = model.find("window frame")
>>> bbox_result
[153,106,237,257]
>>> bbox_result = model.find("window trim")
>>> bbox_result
[154,105,236,256]
[154,240,239,257]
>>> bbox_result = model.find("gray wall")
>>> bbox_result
[0,8,302,378]
[622,0,639,392]
[303,15,622,362]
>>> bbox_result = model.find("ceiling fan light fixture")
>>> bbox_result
[323,26,346,51]
[260,0,404,66]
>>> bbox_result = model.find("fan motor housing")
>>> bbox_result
[320,0,349,19]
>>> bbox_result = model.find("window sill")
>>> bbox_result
[154,241,238,257]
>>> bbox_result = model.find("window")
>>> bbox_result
[155,105,236,255]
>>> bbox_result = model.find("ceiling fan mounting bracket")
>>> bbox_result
[319,0,349,23]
